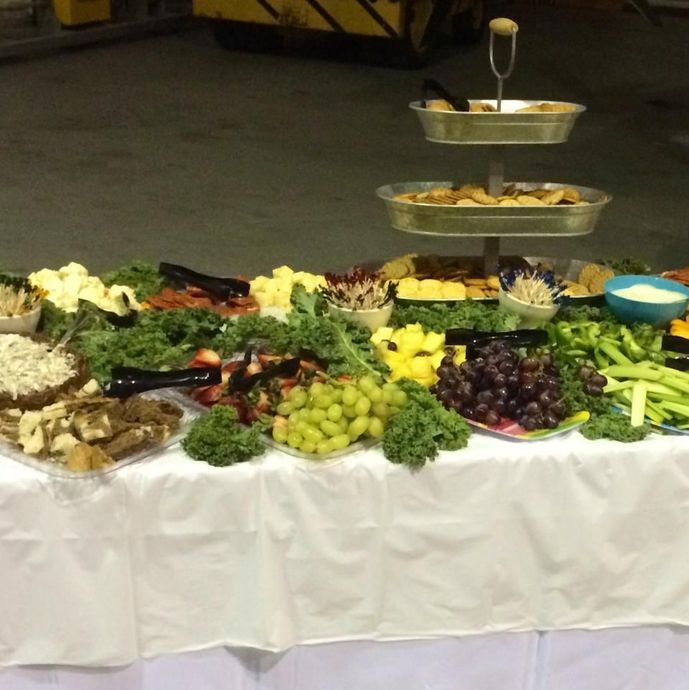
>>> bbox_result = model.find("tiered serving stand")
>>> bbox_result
[376,18,611,277]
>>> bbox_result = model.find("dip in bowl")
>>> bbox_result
[604,275,689,327]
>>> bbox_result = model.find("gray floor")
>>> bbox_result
[0,6,688,277]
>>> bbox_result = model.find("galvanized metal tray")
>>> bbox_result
[377,182,611,237]
[410,100,586,145]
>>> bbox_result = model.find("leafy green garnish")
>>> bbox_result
[580,412,651,442]
[182,405,266,466]
[382,379,470,469]
[101,260,168,301]
[599,257,652,276]
[390,302,520,334]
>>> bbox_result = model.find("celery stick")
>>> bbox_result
[655,365,689,382]
[598,341,634,366]
[657,401,689,420]
[645,399,672,422]
[631,381,647,427]
[643,381,682,396]
[604,380,634,393]
[604,365,663,382]
[647,392,689,405]
[659,377,689,395]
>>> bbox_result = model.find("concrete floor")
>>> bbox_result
[0,6,687,277]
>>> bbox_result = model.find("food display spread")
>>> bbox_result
[0,251,687,477]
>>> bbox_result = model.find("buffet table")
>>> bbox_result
[2,431,689,687]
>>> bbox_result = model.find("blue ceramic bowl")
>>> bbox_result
[604,275,689,327]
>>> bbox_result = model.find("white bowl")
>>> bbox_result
[327,302,394,331]
[0,303,42,335]
[498,290,559,328]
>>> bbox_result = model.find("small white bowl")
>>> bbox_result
[0,303,42,335]
[327,302,394,331]
[498,290,559,329]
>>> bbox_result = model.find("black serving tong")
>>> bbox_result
[230,355,302,394]
[445,328,548,348]
[662,335,689,372]
[105,367,221,398]
[159,262,250,301]
[422,79,470,112]
[103,292,138,328]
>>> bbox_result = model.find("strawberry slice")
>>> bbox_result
[190,383,225,406]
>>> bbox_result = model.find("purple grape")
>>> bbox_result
[506,399,519,416]
[520,372,536,386]
[538,390,554,407]
[543,412,559,429]
[475,403,489,422]
[441,355,455,367]
[494,386,509,401]
[438,388,455,406]
[539,353,554,368]
[590,373,608,388]
[485,410,501,426]
[525,401,541,416]
[493,373,507,388]
[498,361,515,376]
[521,382,536,400]
[507,375,520,391]
[520,357,539,373]
[549,400,567,418]
[462,405,476,420]
[483,364,499,382]
[477,390,495,406]
[584,383,604,397]
[493,400,507,415]
[579,365,594,381]
[523,417,538,431]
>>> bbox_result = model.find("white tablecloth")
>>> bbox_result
[1,432,689,667]
[6,628,689,690]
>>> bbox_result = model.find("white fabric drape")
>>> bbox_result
[2,432,689,666]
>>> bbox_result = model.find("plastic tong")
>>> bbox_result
[159,262,250,301]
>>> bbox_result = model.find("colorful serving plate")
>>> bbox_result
[465,410,590,441]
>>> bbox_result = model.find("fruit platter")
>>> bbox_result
[1,256,689,476]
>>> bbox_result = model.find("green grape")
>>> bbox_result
[309,408,327,424]
[354,397,372,417]
[287,431,303,448]
[309,382,326,398]
[327,404,343,422]
[342,405,357,419]
[298,409,311,422]
[330,387,343,403]
[331,434,350,450]
[320,420,342,438]
[337,417,349,433]
[358,375,377,395]
[342,385,359,407]
[372,402,390,420]
[348,416,369,440]
[300,440,317,454]
[382,382,398,392]
[276,401,294,416]
[302,426,324,444]
[391,390,408,408]
[313,395,334,409]
[368,417,384,439]
[288,387,307,409]
[295,421,310,436]
[382,390,394,404]
[389,406,401,416]
[316,439,334,455]
[368,386,383,403]
[272,426,288,443]
[288,411,300,424]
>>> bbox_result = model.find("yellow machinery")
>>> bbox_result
[193,0,485,65]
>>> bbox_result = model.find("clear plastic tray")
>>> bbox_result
[0,389,205,479]
[264,435,379,465]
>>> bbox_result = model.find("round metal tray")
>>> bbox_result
[366,255,608,305]
[410,100,586,145]
[377,182,611,237]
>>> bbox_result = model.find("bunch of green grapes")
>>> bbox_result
[271,375,408,456]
